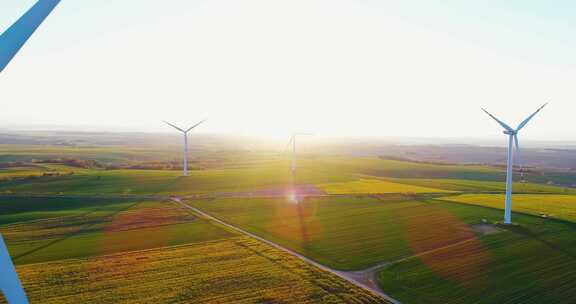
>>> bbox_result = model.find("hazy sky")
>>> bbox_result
[1,0,575,140]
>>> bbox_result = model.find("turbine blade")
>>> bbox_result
[513,134,519,152]
[0,235,29,303]
[162,121,185,133]
[0,0,61,73]
[186,120,206,133]
[516,103,548,132]
[481,108,514,132]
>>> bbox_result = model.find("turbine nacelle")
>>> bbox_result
[503,130,516,135]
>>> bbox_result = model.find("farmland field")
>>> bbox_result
[318,179,451,194]
[187,194,576,304]
[0,195,389,303]
[0,157,573,197]
[442,194,576,222]
[188,195,497,270]
[377,200,576,304]
[2,236,386,304]
[3,144,576,303]
[383,177,576,193]
[1,198,233,264]
[0,163,296,196]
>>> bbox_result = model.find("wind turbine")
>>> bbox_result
[1,1,61,303]
[285,133,313,176]
[163,120,205,176]
[482,103,547,224]
[285,133,313,245]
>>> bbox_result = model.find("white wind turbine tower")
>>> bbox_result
[163,120,205,176]
[286,133,313,176]
[482,103,548,224]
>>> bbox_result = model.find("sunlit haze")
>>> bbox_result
[2,0,575,140]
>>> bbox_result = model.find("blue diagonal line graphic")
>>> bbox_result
[0,0,61,73]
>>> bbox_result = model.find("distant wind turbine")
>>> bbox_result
[163,120,205,176]
[285,133,313,176]
[0,1,62,303]
[482,103,548,224]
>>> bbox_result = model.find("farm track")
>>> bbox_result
[172,197,401,304]
[174,196,506,304]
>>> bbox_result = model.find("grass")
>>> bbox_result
[318,179,452,194]
[188,195,490,270]
[1,236,388,304]
[190,195,576,303]
[0,159,353,196]
[299,158,506,181]
[0,157,573,196]
[0,145,172,164]
[0,196,137,225]
[442,194,576,222]
[0,164,82,180]
[383,177,575,194]
[3,146,576,303]
[1,199,233,264]
[0,164,294,196]
[376,200,576,304]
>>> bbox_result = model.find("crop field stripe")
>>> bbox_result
[4,236,388,304]
[375,200,576,303]
[436,194,576,224]
[1,197,236,265]
[317,179,452,195]
[8,199,143,262]
[174,198,399,304]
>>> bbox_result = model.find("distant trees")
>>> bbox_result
[34,158,104,169]
[0,161,28,168]
[105,161,202,171]
[1,158,204,173]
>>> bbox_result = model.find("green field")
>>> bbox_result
[1,198,232,264]
[2,145,576,303]
[188,196,491,270]
[318,179,451,194]
[188,195,576,303]
[3,236,386,304]
[377,201,576,304]
[297,158,505,181]
[442,194,576,222]
[383,177,576,193]
[0,163,294,196]
[0,157,574,197]
[0,195,388,303]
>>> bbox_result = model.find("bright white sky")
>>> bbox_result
[1,0,575,140]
